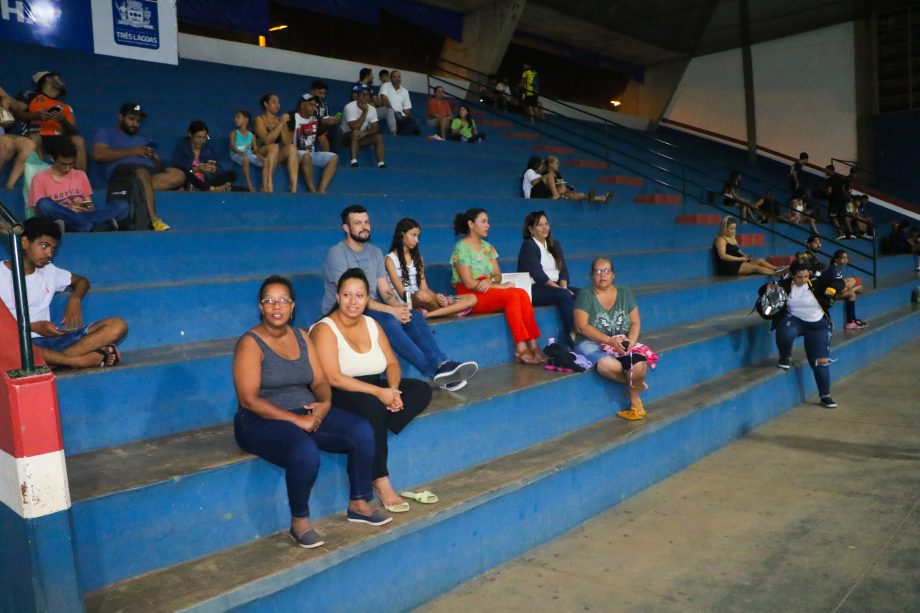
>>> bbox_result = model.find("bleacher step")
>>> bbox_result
[83,303,920,612]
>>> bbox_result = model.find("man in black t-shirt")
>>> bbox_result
[788,152,808,192]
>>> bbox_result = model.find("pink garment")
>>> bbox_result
[599,342,659,370]
[28,167,93,210]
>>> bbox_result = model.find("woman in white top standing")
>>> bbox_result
[774,260,843,408]
[310,268,434,513]
[385,218,476,319]
[516,210,578,346]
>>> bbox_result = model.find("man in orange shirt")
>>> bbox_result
[426,86,452,141]
[25,71,87,170]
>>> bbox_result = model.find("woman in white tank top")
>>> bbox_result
[310,268,433,513]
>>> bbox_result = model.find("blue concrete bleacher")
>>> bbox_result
[1,39,918,611]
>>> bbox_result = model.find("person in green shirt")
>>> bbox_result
[449,105,485,144]
[573,257,649,420]
[451,207,543,364]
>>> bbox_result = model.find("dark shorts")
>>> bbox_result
[575,339,648,371]
[32,324,91,352]
[40,134,74,155]
[524,94,539,108]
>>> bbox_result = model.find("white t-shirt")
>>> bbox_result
[379,82,412,114]
[533,238,560,283]
[385,252,420,300]
[293,113,318,153]
[522,169,541,198]
[0,262,72,337]
[341,101,378,134]
[786,282,825,322]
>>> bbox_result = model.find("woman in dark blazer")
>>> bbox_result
[517,210,578,346]
[171,120,236,191]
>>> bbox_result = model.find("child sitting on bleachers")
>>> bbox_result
[229,110,263,192]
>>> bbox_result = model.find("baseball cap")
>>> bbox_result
[119,102,147,117]
[32,70,52,84]
[301,93,315,102]
[351,83,370,94]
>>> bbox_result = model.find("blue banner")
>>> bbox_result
[0,0,95,52]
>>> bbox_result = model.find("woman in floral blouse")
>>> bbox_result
[450,208,543,364]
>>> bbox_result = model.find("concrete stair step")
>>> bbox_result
[81,303,920,611]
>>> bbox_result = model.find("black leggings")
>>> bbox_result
[186,170,237,191]
[331,377,432,480]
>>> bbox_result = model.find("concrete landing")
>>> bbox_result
[421,338,920,613]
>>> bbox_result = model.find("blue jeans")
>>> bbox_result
[532,284,579,344]
[234,407,375,518]
[366,309,446,378]
[35,197,129,232]
[775,314,832,396]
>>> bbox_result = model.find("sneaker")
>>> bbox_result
[346,508,392,526]
[442,379,468,392]
[377,162,386,168]
[845,321,859,330]
[820,395,838,408]
[427,134,443,141]
[846,234,857,240]
[835,233,846,240]
[152,218,171,231]
[777,357,792,369]
[289,527,325,549]
[350,159,358,167]
[854,319,868,328]
[861,233,874,239]
[433,360,478,389]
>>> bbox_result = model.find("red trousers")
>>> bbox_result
[454,285,540,343]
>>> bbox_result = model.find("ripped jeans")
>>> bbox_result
[775,314,832,396]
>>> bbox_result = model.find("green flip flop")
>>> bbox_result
[382,501,410,513]
[399,490,438,504]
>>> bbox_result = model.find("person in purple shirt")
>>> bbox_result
[91,103,184,231]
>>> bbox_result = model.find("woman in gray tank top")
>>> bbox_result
[233,275,391,549]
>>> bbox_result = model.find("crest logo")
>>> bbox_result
[112,0,159,49]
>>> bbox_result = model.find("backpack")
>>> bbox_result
[106,174,151,231]
[753,282,787,320]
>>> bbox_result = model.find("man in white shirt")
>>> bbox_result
[1,217,127,369]
[377,70,420,136]
[341,86,385,168]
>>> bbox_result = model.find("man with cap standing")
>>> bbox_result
[92,103,184,231]
[293,94,339,193]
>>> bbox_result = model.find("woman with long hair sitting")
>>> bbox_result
[451,208,544,364]
[310,268,434,514]
[385,217,477,319]
[713,215,778,276]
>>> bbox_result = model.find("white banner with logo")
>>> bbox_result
[91,0,177,64]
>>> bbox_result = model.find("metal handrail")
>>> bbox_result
[426,69,879,287]
[0,202,37,374]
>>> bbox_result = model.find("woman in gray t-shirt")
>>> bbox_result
[573,257,650,421]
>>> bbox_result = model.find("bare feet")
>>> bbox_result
[373,477,405,508]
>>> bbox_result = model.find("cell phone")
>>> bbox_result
[51,104,63,112]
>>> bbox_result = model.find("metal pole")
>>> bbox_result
[7,231,35,372]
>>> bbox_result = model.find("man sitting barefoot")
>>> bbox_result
[0,217,127,368]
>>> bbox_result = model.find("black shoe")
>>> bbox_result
[820,395,838,408]
[433,360,478,389]
[777,357,791,370]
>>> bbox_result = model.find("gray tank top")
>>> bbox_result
[242,329,316,412]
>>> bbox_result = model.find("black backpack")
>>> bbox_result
[753,282,787,320]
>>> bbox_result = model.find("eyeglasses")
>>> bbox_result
[260,298,293,306]
[592,268,612,276]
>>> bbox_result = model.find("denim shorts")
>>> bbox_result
[32,324,91,351]
[575,339,647,371]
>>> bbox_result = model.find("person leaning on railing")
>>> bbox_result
[0,216,127,369]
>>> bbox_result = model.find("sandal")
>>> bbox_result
[94,345,122,367]
[399,490,438,504]
[514,349,541,365]
[616,408,645,421]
